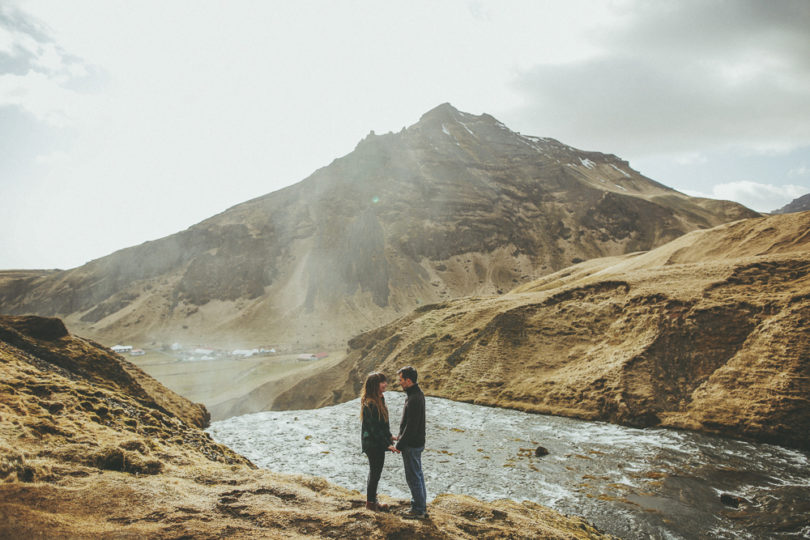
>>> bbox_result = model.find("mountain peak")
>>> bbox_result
[414,103,512,137]
[0,103,758,355]
[419,102,460,122]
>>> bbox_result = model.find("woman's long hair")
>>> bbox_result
[360,372,388,422]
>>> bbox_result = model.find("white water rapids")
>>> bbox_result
[207,392,810,539]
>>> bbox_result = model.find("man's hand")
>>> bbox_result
[388,445,401,454]
[392,435,398,441]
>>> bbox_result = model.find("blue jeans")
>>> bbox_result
[400,445,426,513]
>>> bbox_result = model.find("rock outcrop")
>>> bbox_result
[0,104,756,350]
[273,211,810,450]
[773,192,810,214]
[0,315,612,538]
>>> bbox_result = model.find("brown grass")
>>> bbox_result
[0,314,614,539]
[274,212,810,450]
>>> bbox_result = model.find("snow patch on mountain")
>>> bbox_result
[610,164,631,177]
[580,158,596,169]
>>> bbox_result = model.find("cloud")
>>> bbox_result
[507,0,810,157]
[0,72,88,127]
[788,164,809,178]
[709,181,808,213]
[0,5,102,125]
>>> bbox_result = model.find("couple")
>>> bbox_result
[360,366,428,520]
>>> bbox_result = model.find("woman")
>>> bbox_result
[360,371,400,511]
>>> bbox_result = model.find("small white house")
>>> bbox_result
[111,345,133,354]
[130,349,145,356]
[232,349,259,358]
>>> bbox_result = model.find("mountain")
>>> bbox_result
[773,193,810,214]
[0,103,757,350]
[273,211,810,450]
[0,315,611,538]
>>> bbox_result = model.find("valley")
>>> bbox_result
[2,103,809,539]
[126,349,343,420]
[274,211,810,450]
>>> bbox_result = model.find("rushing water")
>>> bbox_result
[207,392,810,539]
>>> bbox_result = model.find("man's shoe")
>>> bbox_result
[403,510,429,520]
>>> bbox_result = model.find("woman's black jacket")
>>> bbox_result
[361,401,393,453]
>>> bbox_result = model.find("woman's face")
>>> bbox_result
[379,380,388,393]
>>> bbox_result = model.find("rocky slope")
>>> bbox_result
[773,192,810,214]
[0,314,612,539]
[274,211,810,450]
[0,104,756,350]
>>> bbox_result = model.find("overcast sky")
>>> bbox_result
[2,1,809,270]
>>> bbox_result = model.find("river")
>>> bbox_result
[207,392,810,539]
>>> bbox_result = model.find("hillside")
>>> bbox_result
[273,211,810,450]
[0,104,756,351]
[773,192,810,214]
[0,314,611,538]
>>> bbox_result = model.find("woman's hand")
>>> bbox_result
[388,445,401,454]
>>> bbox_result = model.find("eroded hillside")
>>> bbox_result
[0,315,611,539]
[0,104,756,350]
[274,212,810,450]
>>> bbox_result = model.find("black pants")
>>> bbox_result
[365,447,386,502]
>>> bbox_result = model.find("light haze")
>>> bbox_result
[2,0,809,269]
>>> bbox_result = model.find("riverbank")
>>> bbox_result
[273,212,810,451]
[210,392,810,539]
[0,314,612,539]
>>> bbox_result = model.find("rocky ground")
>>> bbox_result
[274,211,810,451]
[0,314,612,539]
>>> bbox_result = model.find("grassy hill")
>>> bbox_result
[273,211,810,450]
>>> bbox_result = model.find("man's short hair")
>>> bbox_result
[397,365,418,384]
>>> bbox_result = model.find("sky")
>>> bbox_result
[2,0,809,270]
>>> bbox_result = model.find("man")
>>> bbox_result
[395,365,427,519]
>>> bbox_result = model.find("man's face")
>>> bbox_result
[398,373,411,388]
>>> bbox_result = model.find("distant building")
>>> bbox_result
[232,349,259,358]
[111,345,133,353]
[130,349,145,356]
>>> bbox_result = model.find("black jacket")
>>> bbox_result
[361,401,393,453]
[396,384,425,450]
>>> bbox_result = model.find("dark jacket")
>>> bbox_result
[396,384,425,450]
[361,401,393,453]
